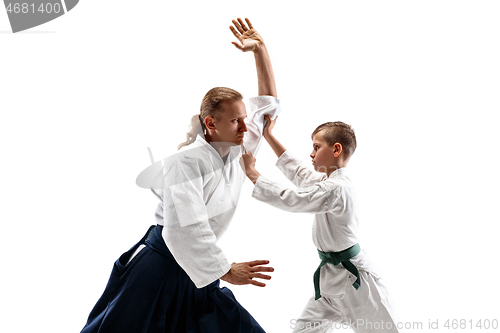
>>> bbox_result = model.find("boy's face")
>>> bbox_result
[310,131,337,174]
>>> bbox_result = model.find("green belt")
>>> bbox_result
[313,243,361,300]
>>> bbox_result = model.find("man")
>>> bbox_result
[81,18,279,333]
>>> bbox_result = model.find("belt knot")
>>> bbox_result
[313,243,361,300]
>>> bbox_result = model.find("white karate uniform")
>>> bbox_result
[252,150,400,333]
[136,96,280,288]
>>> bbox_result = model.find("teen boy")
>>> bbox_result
[241,116,399,332]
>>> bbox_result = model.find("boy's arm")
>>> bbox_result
[241,153,337,214]
[254,176,338,214]
[262,116,326,187]
[262,115,286,158]
[276,151,327,187]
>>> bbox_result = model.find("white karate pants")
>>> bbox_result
[291,271,400,333]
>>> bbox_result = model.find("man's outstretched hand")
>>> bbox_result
[221,260,274,287]
[230,18,264,52]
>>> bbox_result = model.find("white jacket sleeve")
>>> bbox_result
[162,157,231,288]
[252,175,339,214]
[276,150,327,188]
[243,96,281,156]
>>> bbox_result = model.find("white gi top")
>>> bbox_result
[252,150,375,298]
[150,96,280,288]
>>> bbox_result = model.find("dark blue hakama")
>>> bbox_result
[81,225,265,333]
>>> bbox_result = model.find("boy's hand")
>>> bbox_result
[230,18,264,52]
[221,260,274,287]
[262,115,286,158]
[241,151,257,173]
[263,115,277,139]
[240,151,261,184]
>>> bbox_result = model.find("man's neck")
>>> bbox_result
[205,137,232,158]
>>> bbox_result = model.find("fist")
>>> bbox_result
[240,151,257,173]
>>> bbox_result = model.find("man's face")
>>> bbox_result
[213,100,248,145]
[310,131,336,174]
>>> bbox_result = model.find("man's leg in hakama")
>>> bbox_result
[81,247,172,333]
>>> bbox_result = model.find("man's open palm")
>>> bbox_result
[230,18,264,52]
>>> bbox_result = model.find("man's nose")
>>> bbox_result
[240,121,248,132]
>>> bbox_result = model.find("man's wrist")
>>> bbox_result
[252,42,267,54]
[221,268,232,282]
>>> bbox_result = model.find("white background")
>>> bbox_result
[1,1,499,332]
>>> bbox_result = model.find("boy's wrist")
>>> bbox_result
[246,168,261,184]
[263,132,274,141]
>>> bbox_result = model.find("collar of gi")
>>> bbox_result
[327,167,348,179]
[195,134,242,166]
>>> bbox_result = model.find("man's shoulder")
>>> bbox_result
[162,146,213,175]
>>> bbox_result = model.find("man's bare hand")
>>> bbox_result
[221,260,274,287]
[230,18,264,52]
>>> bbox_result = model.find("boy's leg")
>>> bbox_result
[291,296,345,333]
[338,271,400,333]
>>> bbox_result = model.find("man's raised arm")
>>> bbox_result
[230,18,277,97]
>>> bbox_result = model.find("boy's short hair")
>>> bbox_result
[311,122,357,157]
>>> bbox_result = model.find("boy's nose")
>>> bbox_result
[240,122,248,132]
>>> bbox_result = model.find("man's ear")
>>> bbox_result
[205,116,216,131]
[333,143,343,158]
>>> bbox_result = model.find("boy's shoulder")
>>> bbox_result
[317,171,356,197]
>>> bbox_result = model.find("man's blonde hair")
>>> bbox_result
[178,87,243,149]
